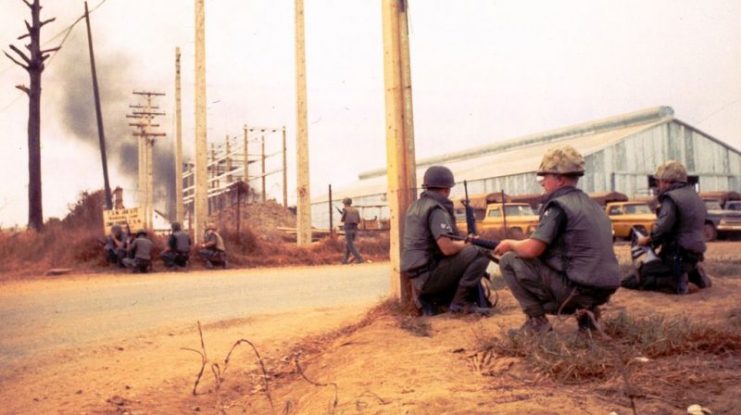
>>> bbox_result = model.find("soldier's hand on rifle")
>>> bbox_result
[493,240,513,256]
[637,235,651,246]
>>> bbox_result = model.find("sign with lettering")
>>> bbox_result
[103,207,144,233]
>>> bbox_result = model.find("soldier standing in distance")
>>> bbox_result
[621,160,711,293]
[341,197,364,264]
[494,145,620,333]
[401,165,492,316]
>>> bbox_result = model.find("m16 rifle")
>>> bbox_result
[463,180,477,236]
[458,180,500,252]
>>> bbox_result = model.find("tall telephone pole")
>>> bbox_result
[174,47,184,224]
[84,1,112,209]
[382,0,417,301]
[294,0,312,246]
[194,0,208,244]
[127,91,166,229]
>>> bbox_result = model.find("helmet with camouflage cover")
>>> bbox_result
[654,160,687,183]
[536,144,585,177]
[422,166,455,189]
[342,197,352,205]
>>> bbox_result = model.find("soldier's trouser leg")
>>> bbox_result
[424,246,490,304]
[160,251,177,268]
[638,259,677,293]
[499,252,573,317]
[346,230,363,262]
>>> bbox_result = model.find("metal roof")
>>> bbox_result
[313,106,737,203]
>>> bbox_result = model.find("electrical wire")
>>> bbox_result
[0,0,110,110]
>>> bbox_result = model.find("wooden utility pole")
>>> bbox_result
[174,47,184,224]
[261,133,266,202]
[382,0,417,301]
[194,0,208,243]
[243,125,249,193]
[328,184,334,237]
[84,1,112,210]
[294,0,312,245]
[3,0,60,231]
[282,126,288,208]
[127,92,166,229]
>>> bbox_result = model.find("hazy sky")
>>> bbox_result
[1,0,740,227]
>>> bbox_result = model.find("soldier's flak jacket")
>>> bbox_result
[654,183,706,255]
[401,190,459,273]
[539,186,620,290]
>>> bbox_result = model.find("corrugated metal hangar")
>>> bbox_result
[312,106,741,227]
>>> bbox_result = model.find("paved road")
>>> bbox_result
[0,262,390,367]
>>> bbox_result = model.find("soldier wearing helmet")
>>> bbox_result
[340,197,364,264]
[199,222,227,269]
[160,222,193,269]
[401,165,492,316]
[622,160,710,294]
[494,145,620,333]
[122,229,153,273]
[104,224,127,267]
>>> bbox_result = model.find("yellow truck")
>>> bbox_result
[455,199,539,239]
[605,201,657,239]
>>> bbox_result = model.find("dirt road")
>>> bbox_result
[0,262,389,369]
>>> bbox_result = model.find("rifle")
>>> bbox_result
[446,233,499,251]
[334,205,343,215]
[463,180,477,235]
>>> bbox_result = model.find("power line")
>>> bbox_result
[695,96,741,126]
[0,0,111,110]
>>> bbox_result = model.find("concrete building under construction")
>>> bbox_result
[312,106,741,228]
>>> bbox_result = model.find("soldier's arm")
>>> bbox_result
[649,199,677,247]
[430,209,466,256]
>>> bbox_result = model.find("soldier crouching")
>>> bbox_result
[494,145,620,333]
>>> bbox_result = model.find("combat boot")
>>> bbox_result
[449,302,492,316]
[449,285,493,316]
[577,307,601,332]
[689,263,712,289]
[518,315,552,334]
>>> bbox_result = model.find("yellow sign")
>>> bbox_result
[103,207,144,233]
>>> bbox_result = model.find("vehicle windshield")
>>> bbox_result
[504,205,535,216]
[704,200,723,210]
[624,204,652,214]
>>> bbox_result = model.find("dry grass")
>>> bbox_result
[483,312,741,384]
[0,191,391,278]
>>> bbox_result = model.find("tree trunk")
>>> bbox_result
[27,68,43,231]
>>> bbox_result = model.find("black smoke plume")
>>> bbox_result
[55,31,175,220]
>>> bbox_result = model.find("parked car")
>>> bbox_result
[726,200,741,212]
[456,201,539,239]
[605,201,657,240]
[702,199,741,241]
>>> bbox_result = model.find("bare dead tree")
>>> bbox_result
[3,0,61,231]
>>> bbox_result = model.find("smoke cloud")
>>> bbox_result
[55,32,175,219]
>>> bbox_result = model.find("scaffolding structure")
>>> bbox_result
[182,126,287,222]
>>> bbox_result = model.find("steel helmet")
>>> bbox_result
[537,144,585,177]
[171,222,182,231]
[422,166,455,189]
[342,197,352,205]
[654,160,687,183]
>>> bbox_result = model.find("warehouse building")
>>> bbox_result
[312,106,741,228]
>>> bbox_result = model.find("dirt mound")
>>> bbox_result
[179,279,741,415]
